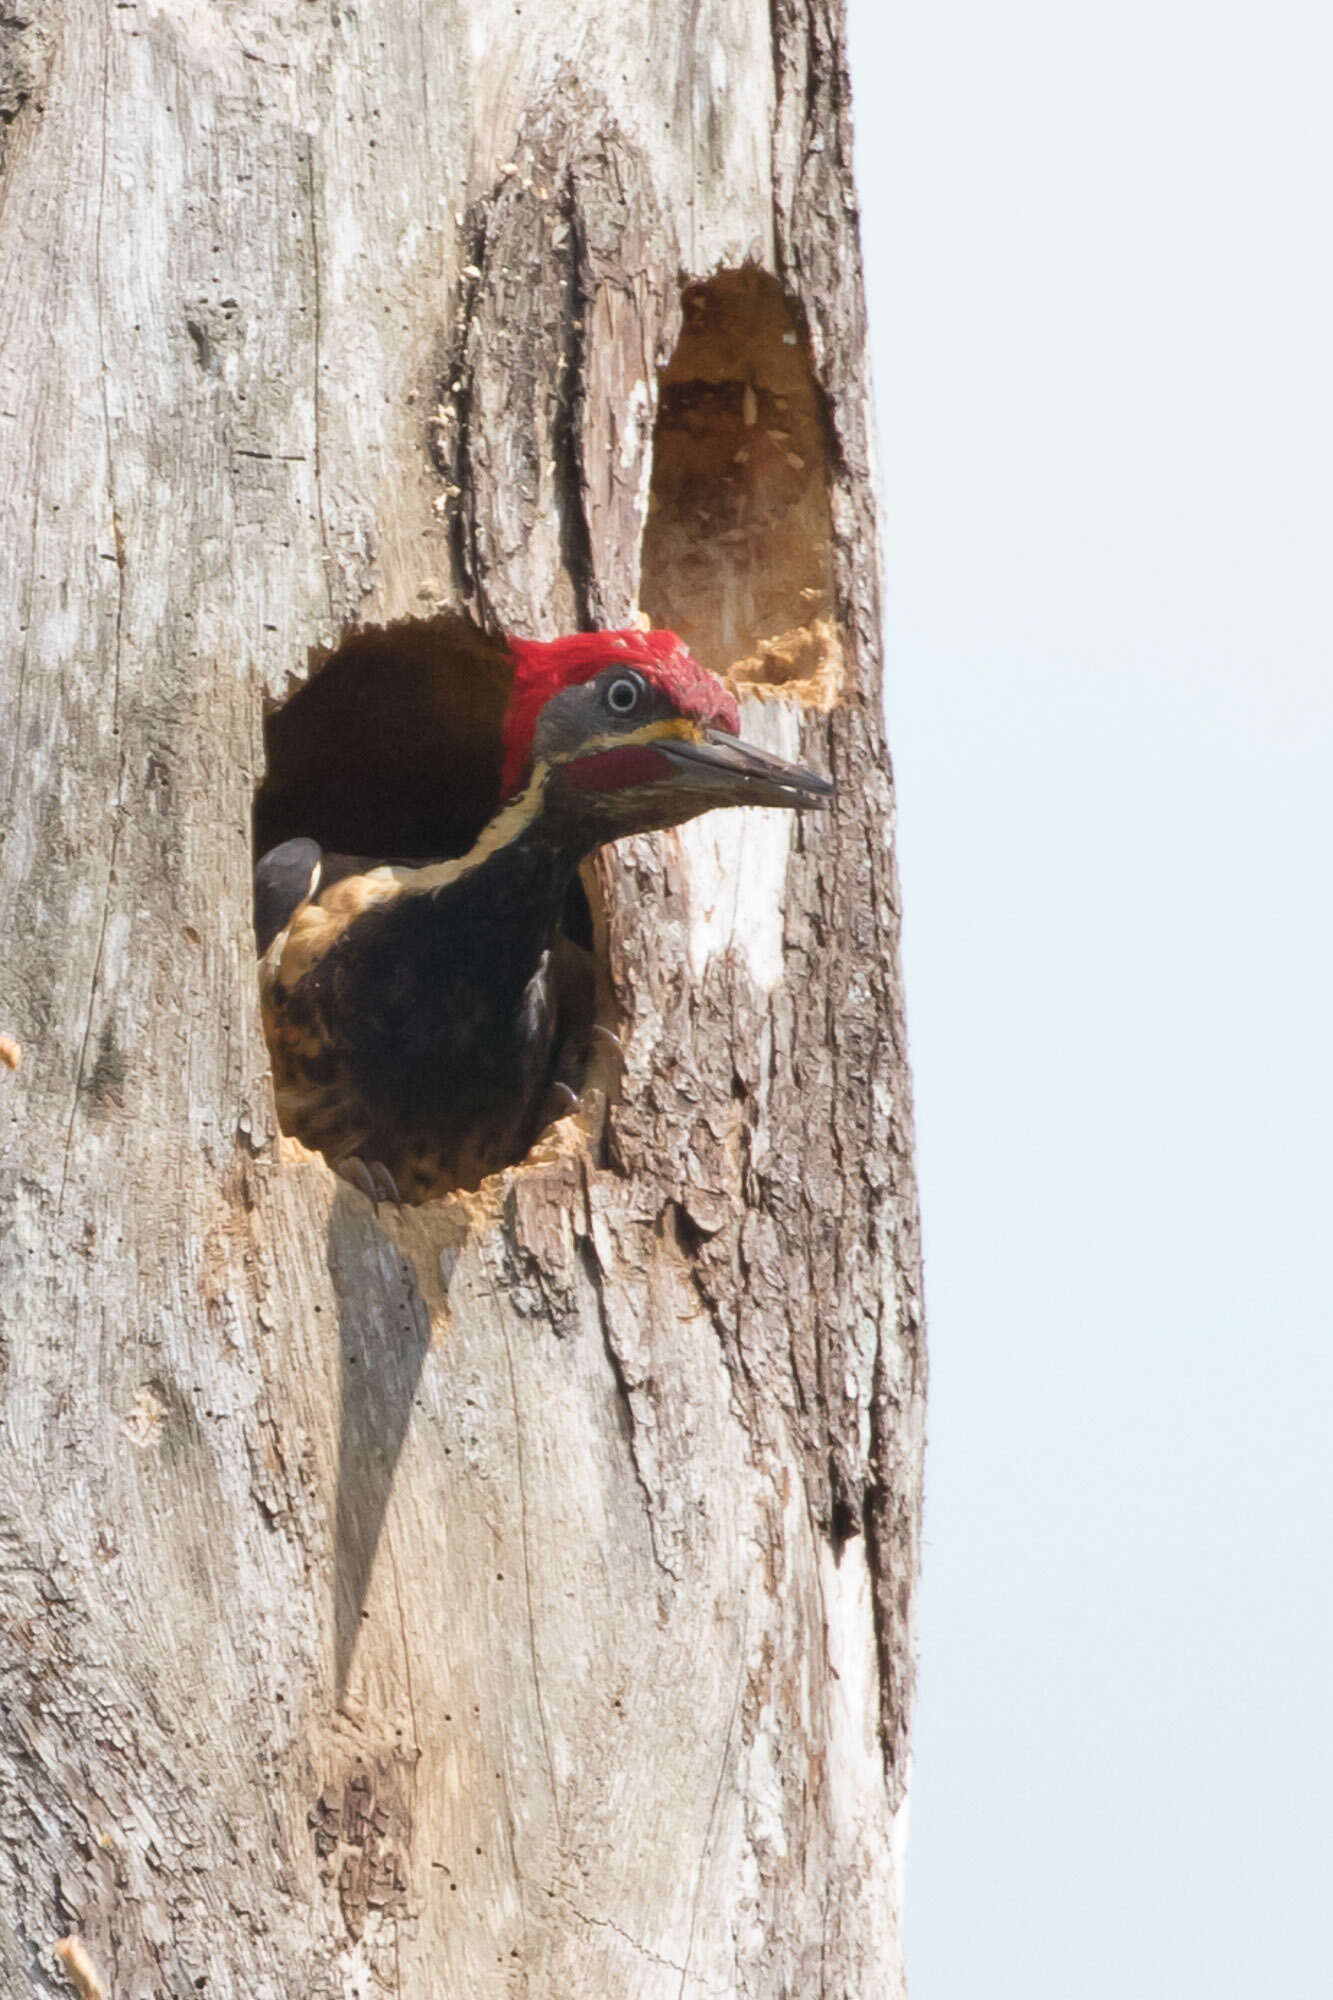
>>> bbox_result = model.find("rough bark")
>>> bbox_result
[0,4,924,1996]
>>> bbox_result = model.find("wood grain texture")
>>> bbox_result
[0,3,924,1994]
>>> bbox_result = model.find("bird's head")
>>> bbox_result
[501,629,832,841]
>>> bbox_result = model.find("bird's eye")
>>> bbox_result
[605,672,645,716]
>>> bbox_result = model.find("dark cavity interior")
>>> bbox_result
[255,614,512,865]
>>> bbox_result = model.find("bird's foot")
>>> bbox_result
[337,1156,403,1213]
[539,1026,622,1136]
[546,1080,580,1117]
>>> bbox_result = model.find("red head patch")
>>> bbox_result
[500,629,741,796]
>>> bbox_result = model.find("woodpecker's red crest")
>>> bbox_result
[501,628,741,796]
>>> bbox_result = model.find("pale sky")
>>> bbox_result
[845,3,1333,1994]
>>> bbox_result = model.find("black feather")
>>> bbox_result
[268,826,572,1197]
[254,837,323,954]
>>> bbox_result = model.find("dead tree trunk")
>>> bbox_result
[0,4,924,1995]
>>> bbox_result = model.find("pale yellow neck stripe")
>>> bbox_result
[391,718,702,898]
[392,767,550,897]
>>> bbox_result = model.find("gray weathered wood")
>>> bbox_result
[0,3,924,1993]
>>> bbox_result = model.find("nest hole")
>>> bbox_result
[254,613,607,1202]
[640,268,840,699]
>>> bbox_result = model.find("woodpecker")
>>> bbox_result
[257,628,832,1204]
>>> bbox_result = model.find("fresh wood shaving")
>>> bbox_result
[53,1937,107,1999]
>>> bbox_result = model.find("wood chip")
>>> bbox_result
[53,1938,107,2000]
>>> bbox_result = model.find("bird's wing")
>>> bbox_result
[254,838,324,955]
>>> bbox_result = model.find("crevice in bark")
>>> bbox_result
[828,1463,858,1562]
[429,106,638,640]
[433,211,489,615]
[861,1462,902,1797]
[549,1888,690,1976]
[302,135,335,624]
[551,171,596,632]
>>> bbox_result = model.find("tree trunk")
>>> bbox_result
[0,4,924,1995]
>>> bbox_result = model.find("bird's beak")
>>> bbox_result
[653,728,834,811]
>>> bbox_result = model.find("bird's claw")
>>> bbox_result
[368,1161,403,1210]
[337,1156,404,1213]
[589,1023,624,1058]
